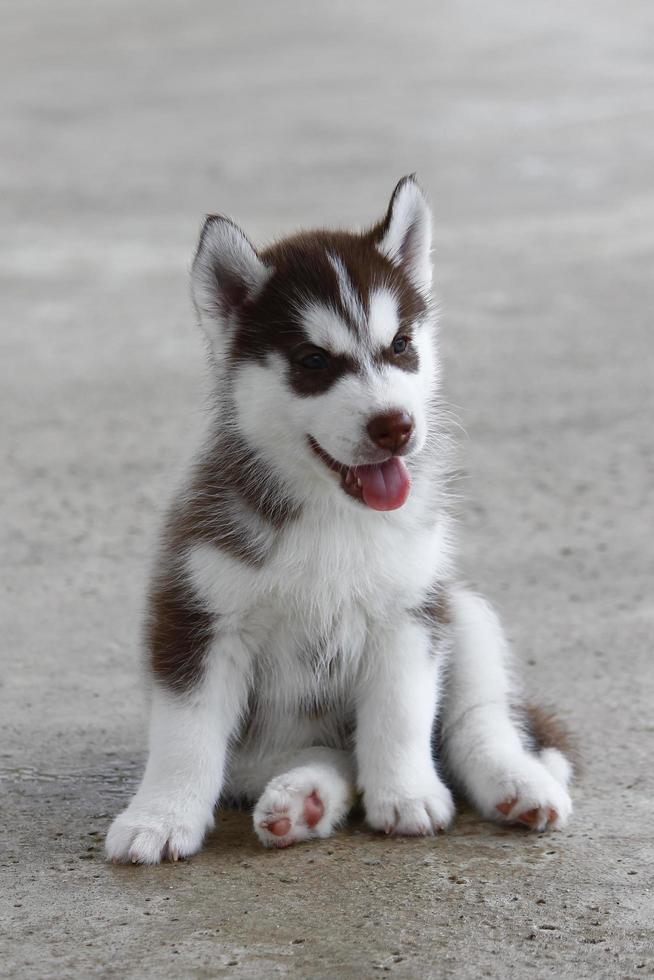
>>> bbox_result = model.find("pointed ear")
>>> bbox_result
[375,176,432,294]
[191,215,271,333]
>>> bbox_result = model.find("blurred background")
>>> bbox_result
[2,1,653,977]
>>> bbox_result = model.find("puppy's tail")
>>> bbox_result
[522,703,581,784]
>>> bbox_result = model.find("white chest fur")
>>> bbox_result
[186,496,453,642]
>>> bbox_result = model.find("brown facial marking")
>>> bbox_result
[229,228,427,395]
[288,346,359,397]
[371,334,420,373]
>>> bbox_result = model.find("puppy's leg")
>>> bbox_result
[250,747,355,848]
[105,635,250,864]
[357,619,455,836]
[441,588,573,831]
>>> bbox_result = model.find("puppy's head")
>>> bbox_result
[192,176,439,511]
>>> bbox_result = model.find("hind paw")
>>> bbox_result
[254,776,330,848]
[489,754,572,831]
[496,797,563,831]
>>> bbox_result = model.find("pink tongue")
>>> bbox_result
[353,457,411,511]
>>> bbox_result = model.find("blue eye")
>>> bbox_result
[300,352,329,370]
[392,336,409,354]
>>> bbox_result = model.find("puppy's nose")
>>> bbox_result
[367,411,414,454]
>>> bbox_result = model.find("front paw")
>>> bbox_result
[364,776,455,836]
[105,798,214,865]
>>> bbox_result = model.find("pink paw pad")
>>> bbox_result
[496,798,558,829]
[303,790,324,828]
[259,789,325,844]
[264,816,292,838]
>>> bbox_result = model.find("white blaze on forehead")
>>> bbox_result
[300,300,359,357]
[327,252,366,331]
[368,287,400,348]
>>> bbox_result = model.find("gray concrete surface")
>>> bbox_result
[1,1,653,977]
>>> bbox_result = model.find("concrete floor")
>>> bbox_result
[1,1,653,977]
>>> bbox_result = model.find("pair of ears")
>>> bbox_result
[192,175,432,328]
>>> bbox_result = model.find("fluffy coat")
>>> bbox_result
[106,177,573,862]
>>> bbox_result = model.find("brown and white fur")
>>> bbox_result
[106,177,574,863]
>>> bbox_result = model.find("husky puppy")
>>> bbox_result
[106,177,573,863]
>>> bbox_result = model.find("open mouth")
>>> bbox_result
[308,436,411,511]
